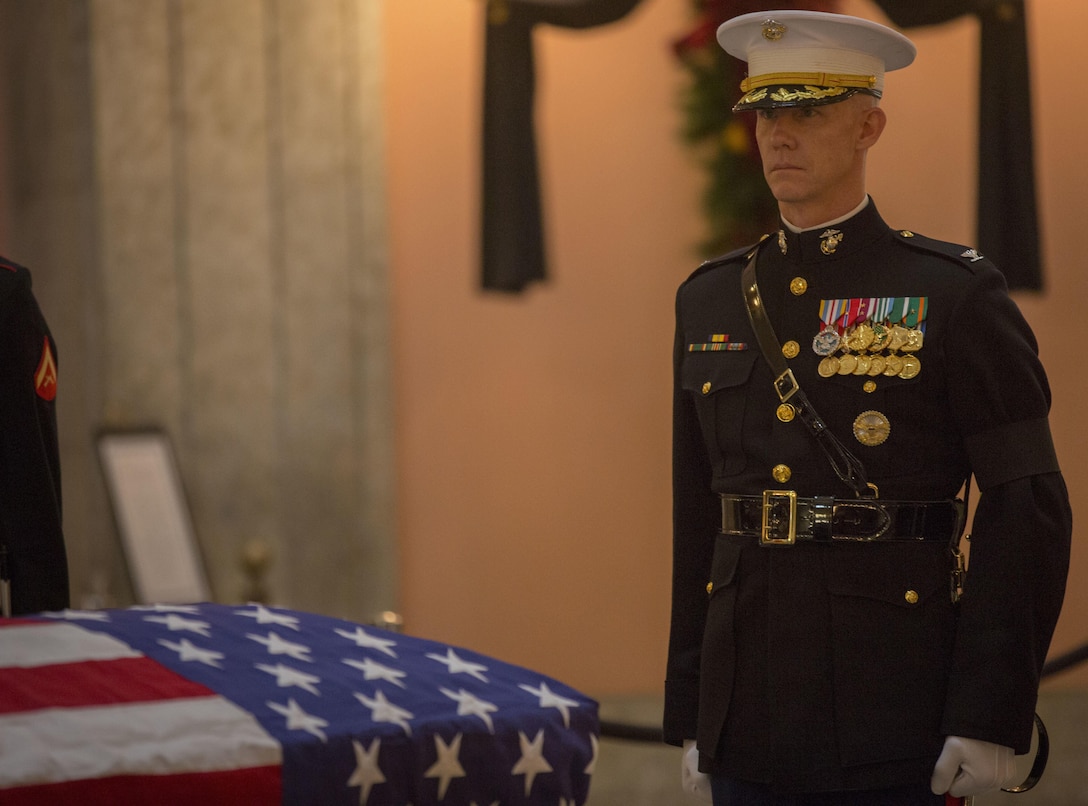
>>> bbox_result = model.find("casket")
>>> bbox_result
[0,603,598,805]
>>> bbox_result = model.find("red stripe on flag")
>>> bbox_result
[0,765,282,806]
[0,656,214,715]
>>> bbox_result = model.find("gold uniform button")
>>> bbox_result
[702,381,712,395]
[790,277,808,296]
[772,464,792,483]
[782,340,800,359]
[776,403,796,423]
[905,590,919,605]
[706,581,714,595]
[863,380,877,393]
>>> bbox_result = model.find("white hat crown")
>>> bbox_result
[717,10,916,109]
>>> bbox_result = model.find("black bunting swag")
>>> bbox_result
[481,0,644,292]
[872,0,1042,290]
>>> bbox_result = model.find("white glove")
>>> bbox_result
[930,735,1016,797]
[681,739,713,802]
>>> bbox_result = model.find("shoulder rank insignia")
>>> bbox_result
[35,337,57,401]
[960,248,984,262]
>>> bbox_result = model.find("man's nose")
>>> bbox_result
[768,118,795,147]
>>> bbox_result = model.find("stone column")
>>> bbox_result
[0,0,395,619]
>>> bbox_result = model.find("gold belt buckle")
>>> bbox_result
[761,490,797,546]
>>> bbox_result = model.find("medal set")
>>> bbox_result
[812,297,926,381]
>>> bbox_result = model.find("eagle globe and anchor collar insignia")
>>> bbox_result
[820,229,844,255]
[776,227,845,257]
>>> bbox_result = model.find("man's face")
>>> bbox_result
[754,96,879,222]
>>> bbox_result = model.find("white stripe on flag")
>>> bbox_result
[0,696,282,788]
[0,622,141,668]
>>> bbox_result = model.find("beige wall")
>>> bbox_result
[385,0,1088,697]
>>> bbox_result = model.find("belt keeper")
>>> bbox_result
[811,496,834,541]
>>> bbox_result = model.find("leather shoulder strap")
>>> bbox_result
[740,251,874,498]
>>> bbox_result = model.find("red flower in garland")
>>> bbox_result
[674,1,840,255]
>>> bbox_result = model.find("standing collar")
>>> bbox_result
[774,197,891,263]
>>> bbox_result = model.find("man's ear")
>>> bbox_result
[858,105,887,149]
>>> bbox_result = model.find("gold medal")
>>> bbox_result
[898,354,921,379]
[853,354,872,375]
[867,355,886,376]
[883,355,904,376]
[838,353,858,375]
[886,325,909,353]
[853,410,891,446]
[902,328,924,352]
[847,322,875,352]
[818,356,840,377]
[870,322,889,352]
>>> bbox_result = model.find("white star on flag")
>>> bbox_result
[519,681,582,728]
[143,614,212,637]
[347,737,386,805]
[511,729,553,797]
[48,609,110,621]
[585,733,599,775]
[424,733,466,800]
[440,687,498,733]
[256,662,323,695]
[158,637,225,668]
[235,604,301,630]
[335,626,399,658]
[343,657,408,689]
[426,648,489,683]
[354,689,415,735]
[267,698,329,742]
[247,631,314,662]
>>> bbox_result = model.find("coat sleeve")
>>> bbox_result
[942,472,1070,752]
[663,286,720,745]
[940,265,1071,753]
[0,268,69,615]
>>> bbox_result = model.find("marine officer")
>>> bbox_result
[663,10,1071,805]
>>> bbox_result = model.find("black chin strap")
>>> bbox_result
[740,251,873,498]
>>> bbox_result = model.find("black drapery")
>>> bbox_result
[482,0,644,292]
[873,0,1042,291]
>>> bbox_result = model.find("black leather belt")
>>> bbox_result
[720,492,966,546]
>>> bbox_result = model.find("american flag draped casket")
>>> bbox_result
[0,603,599,805]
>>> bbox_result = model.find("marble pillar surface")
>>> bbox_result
[0,0,395,620]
